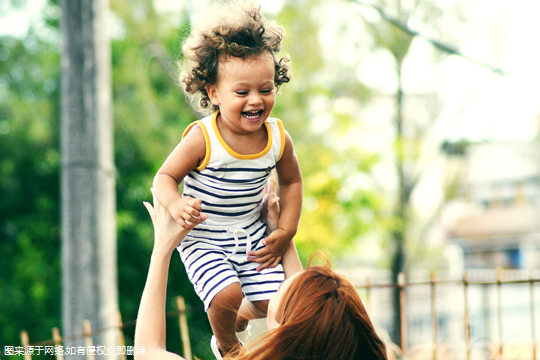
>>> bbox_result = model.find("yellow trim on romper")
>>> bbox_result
[211,111,272,160]
[276,119,285,161]
[182,120,211,171]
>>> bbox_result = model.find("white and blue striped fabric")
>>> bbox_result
[178,112,286,311]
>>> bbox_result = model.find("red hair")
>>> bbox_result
[229,266,387,360]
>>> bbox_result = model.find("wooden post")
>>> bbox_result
[59,0,117,357]
[116,311,127,360]
[20,331,31,360]
[531,270,537,360]
[176,296,192,360]
[430,272,438,360]
[497,268,503,360]
[463,272,471,360]
[52,327,64,360]
[83,320,95,360]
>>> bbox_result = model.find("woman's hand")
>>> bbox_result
[135,189,199,360]
[144,188,207,254]
[255,171,303,276]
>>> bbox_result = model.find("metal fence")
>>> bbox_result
[6,270,540,360]
[357,269,540,360]
[4,297,195,360]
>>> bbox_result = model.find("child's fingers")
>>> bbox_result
[180,209,201,225]
[172,212,191,229]
[197,213,207,224]
[186,197,203,211]
[248,247,270,259]
[271,256,281,268]
[256,256,281,272]
[249,253,273,264]
[173,208,205,230]
[185,205,201,218]
[261,234,277,246]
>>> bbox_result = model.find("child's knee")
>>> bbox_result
[210,282,243,311]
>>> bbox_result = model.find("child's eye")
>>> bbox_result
[236,91,248,95]
[260,89,273,94]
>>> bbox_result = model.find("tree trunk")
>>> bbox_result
[391,58,406,348]
[60,0,117,355]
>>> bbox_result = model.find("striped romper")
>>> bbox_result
[178,111,286,311]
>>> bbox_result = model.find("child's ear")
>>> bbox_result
[206,84,220,106]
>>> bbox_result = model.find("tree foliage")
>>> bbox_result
[0,0,382,358]
[0,26,61,347]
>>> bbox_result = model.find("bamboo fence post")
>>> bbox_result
[431,272,438,360]
[83,320,95,360]
[52,327,64,360]
[463,272,471,360]
[531,270,537,360]
[116,311,127,360]
[20,330,31,360]
[176,296,192,360]
[497,268,503,360]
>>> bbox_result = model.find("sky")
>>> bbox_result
[0,0,48,38]
[2,0,538,144]
[436,0,540,142]
[355,0,540,143]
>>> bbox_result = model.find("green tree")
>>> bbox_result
[275,0,381,260]
[0,1,384,359]
[349,0,467,346]
[0,28,62,349]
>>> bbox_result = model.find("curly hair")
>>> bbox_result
[180,2,292,113]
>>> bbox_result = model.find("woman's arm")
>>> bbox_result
[249,131,303,271]
[281,240,303,279]
[260,170,303,278]
[134,191,207,360]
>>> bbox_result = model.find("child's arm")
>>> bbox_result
[249,131,302,271]
[153,126,206,229]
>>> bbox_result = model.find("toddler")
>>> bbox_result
[152,3,302,358]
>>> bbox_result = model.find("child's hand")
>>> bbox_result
[168,196,205,229]
[248,228,291,271]
[144,189,206,253]
[261,170,280,234]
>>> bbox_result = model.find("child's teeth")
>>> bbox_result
[244,111,260,118]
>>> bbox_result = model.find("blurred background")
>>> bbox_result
[1,0,540,359]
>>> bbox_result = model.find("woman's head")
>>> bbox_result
[180,2,291,113]
[238,266,388,360]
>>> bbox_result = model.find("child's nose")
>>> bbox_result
[247,93,263,105]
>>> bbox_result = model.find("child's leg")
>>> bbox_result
[235,240,301,331]
[236,299,269,332]
[208,282,244,357]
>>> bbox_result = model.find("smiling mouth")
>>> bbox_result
[242,110,263,120]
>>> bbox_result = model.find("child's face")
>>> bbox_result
[207,52,276,135]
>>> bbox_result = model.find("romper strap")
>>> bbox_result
[182,120,211,171]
